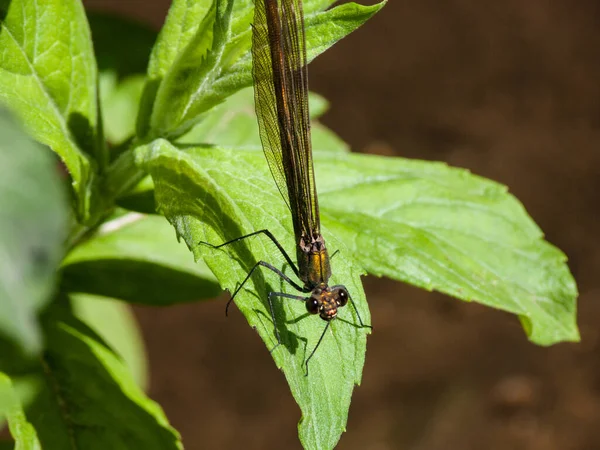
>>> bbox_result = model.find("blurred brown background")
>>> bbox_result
[85,1,600,449]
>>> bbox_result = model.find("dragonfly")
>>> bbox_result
[201,0,371,375]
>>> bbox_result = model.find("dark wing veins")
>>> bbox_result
[251,0,321,241]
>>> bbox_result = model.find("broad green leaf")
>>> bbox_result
[72,294,148,389]
[99,73,146,145]
[136,138,578,446]
[88,12,156,77]
[136,140,370,450]
[141,0,385,139]
[179,87,346,152]
[0,0,102,221]
[0,373,41,450]
[61,213,220,305]
[315,153,579,345]
[0,109,67,354]
[27,317,182,449]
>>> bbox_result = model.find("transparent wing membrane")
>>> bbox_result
[251,0,321,239]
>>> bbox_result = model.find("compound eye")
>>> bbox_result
[306,298,320,314]
[337,288,349,307]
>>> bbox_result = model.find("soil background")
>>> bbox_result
[86,1,600,449]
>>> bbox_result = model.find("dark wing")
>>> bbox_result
[251,0,320,239]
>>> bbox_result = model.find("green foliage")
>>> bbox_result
[71,294,149,389]
[137,140,369,449]
[137,0,385,139]
[0,0,578,449]
[61,212,219,304]
[0,108,67,355]
[28,315,181,449]
[179,87,346,151]
[0,373,41,450]
[316,156,579,344]
[99,73,146,146]
[0,0,102,222]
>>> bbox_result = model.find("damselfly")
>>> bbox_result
[201,0,371,374]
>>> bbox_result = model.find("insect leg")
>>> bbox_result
[348,292,373,330]
[226,260,306,316]
[198,229,300,278]
[304,320,332,377]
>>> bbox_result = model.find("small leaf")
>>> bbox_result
[135,140,370,450]
[140,0,385,139]
[0,109,68,355]
[0,372,41,450]
[0,0,102,220]
[147,0,235,138]
[27,316,182,449]
[136,0,215,138]
[61,213,220,305]
[72,293,148,389]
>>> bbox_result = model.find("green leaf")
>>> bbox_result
[27,316,182,449]
[99,73,146,145]
[0,0,102,221]
[72,294,148,389]
[136,0,216,138]
[0,109,68,355]
[315,153,579,345]
[179,87,346,152]
[0,373,41,450]
[61,213,220,305]
[136,139,578,446]
[147,0,235,138]
[88,12,156,77]
[136,140,370,450]
[146,0,214,81]
[139,0,385,140]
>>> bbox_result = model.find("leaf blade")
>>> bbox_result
[28,316,182,449]
[136,0,216,137]
[0,372,41,450]
[142,0,385,140]
[62,213,220,305]
[0,0,101,220]
[135,140,370,450]
[315,152,579,344]
[0,109,68,354]
[71,294,148,389]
